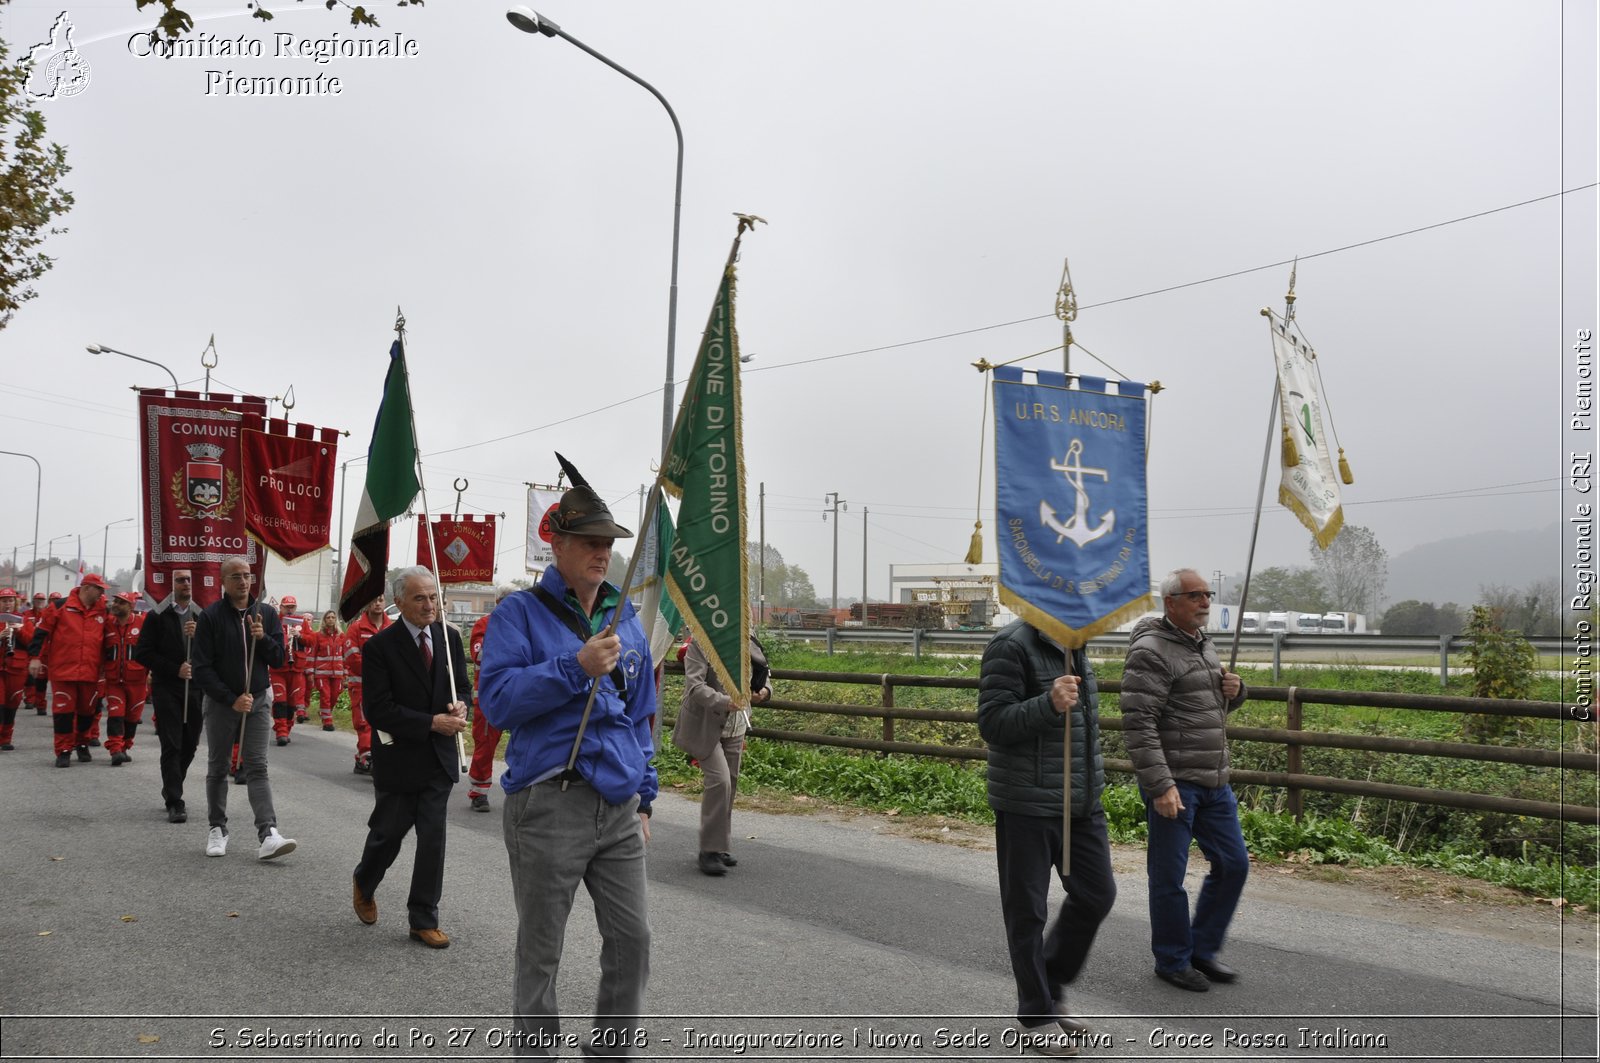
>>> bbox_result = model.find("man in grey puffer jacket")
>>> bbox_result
[978,619,1115,1055]
[1122,568,1249,993]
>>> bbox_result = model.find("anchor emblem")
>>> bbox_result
[1040,438,1115,547]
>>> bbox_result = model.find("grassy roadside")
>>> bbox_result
[655,638,1598,913]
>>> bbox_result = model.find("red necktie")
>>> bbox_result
[418,629,433,670]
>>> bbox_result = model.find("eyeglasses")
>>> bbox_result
[1174,590,1214,601]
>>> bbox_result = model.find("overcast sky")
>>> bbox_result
[1,0,1594,614]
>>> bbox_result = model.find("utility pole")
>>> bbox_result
[861,507,869,625]
[825,492,847,615]
[758,482,766,626]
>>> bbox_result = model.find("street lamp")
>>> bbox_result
[505,5,684,457]
[101,517,135,580]
[45,534,70,596]
[0,451,40,599]
[86,344,180,390]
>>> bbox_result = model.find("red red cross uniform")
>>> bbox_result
[0,594,35,747]
[467,611,502,803]
[33,586,108,757]
[101,610,149,758]
[270,611,309,741]
[343,611,389,768]
[310,626,347,726]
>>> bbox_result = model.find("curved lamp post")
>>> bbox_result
[505,5,683,457]
[86,344,180,391]
[0,451,41,598]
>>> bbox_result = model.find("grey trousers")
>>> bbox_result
[698,733,744,853]
[203,693,277,842]
[503,777,650,1060]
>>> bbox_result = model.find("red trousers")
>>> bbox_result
[103,680,148,754]
[468,708,503,799]
[50,681,101,755]
[0,669,27,745]
[347,679,370,762]
[313,675,344,724]
[270,670,306,739]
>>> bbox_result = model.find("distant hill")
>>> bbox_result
[1385,523,1561,607]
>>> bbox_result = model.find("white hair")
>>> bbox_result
[1160,568,1200,598]
[389,566,434,602]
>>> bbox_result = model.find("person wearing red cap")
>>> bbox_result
[293,612,316,724]
[102,592,149,765]
[343,595,390,774]
[268,596,309,746]
[22,591,50,715]
[28,574,110,766]
[309,611,346,731]
[0,587,36,750]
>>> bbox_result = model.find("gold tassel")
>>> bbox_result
[964,520,983,564]
[1281,424,1300,467]
[1338,447,1353,484]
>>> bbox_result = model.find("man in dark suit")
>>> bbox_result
[351,566,470,948]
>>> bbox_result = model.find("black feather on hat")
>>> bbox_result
[549,453,632,539]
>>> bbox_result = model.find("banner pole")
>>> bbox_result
[395,318,469,775]
[558,223,751,789]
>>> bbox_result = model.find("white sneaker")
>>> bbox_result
[205,827,227,857]
[257,828,296,861]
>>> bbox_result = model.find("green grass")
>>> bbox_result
[654,637,1600,911]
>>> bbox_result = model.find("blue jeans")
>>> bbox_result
[1143,780,1249,974]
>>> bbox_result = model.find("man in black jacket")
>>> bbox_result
[191,557,295,861]
[133,569,206,823]
[977,619,1114,1058]
[351,566,469,949]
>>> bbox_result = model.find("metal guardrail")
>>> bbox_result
[774,628,1571,686]
[660,664,1599,825]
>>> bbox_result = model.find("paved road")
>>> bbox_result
[0,709,1594,1061]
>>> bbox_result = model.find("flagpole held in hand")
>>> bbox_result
[236,603,257,772]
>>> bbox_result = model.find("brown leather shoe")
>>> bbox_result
[352,878,376,925]
[409,927,449,949]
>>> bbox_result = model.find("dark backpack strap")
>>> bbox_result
[530,586,627,695]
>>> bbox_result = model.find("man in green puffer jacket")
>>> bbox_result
[1122,567,1249,994]
[978,619,1115,1056]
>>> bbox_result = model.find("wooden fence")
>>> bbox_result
[661,665,1599,825]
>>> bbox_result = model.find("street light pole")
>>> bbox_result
[86,344,180,391]
[46,534,70,596]
[825,492,847,615]
[102,517,135,579]
[505,6,684,456]
[0,451,40,599]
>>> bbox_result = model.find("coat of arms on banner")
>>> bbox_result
[173,443,239,518]
[993,366,1153,647]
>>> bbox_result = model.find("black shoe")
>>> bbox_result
[121,750,132,762]
[295,713,308,724]
[54,753,70,768]
[697,851,727,876]
[110,752,127,766]
[167,806,187,824]
[275,737,288,747]
[0,744,14,751]
[34,706,46,716]
[232,770,246,785]
[87,739,101,748]
[471,794,491,812]
[75,745,92,762]
[1191,956,1237,983]
[322,724,335,732]
[1156,966,1210,993]
[717,851,737,867]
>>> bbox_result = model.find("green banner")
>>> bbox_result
[662,260,750,704]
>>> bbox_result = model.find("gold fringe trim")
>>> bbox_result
[1279,486,1344,549]
[999,588,1155,650]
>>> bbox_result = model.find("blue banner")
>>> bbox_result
[993,367,1152,646]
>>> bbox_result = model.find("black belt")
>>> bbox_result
[555,768,583,783]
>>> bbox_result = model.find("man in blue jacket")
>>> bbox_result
[480,482,656,1061]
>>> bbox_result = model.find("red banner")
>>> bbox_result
[243,420,341,562]
[138,390,269,609]
[417,514,497,584]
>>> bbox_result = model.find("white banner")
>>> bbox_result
[524,488,562,572]
[1271,322,1344,548]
